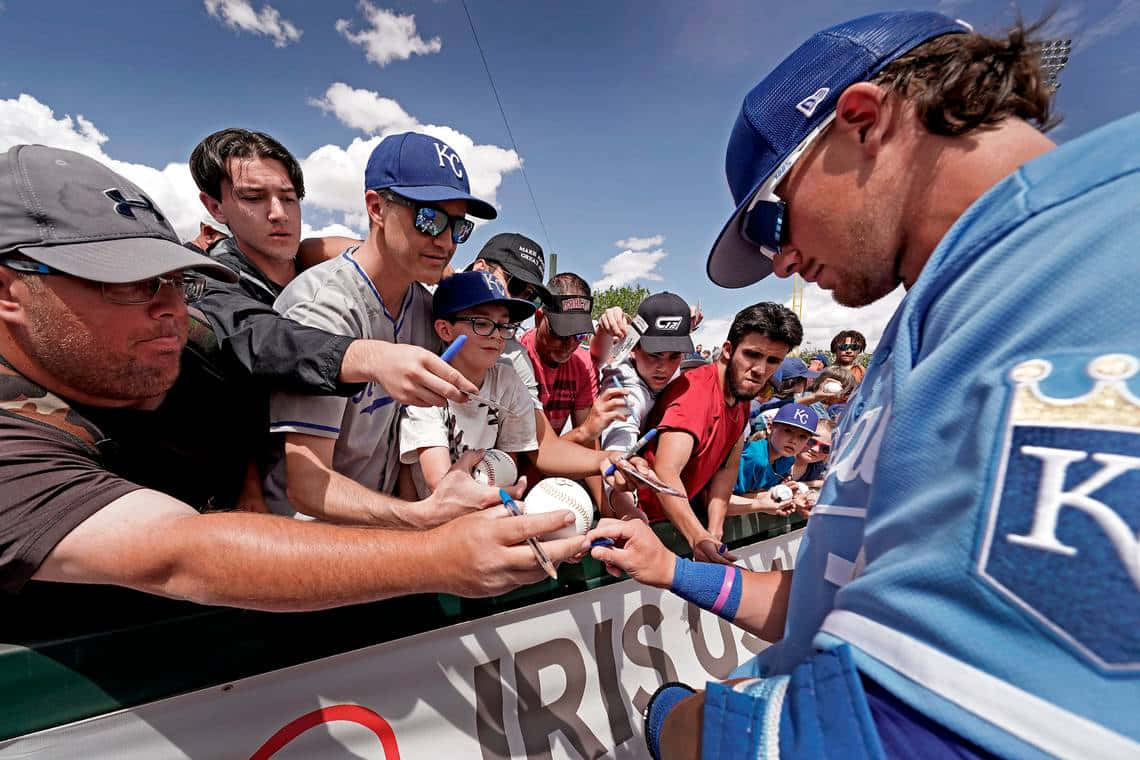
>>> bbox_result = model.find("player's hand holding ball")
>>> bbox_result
[587,518,676,586]
[522,478,594,540]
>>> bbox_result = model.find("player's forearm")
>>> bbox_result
[159,512,448,611]
[731,569,794,641]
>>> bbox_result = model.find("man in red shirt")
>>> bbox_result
[639,302,802,563]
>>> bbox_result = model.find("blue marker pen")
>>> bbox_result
[603,427,659,477]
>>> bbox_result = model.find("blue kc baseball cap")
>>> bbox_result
[432,271,536,323]
[707,11,970,288]
[365,132,497,220]
[772,402,819,434]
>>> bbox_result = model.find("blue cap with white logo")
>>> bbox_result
[707,11,970,288]
[772,402,819,434]
[365,132,497,219]
[432,271,536,323]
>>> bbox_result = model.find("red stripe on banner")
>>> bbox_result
[250,704,400,760]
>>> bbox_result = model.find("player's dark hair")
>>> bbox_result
[830,330,866,354]
[727,302,802,350]
[190,128,306,201]
[872,17,1060,135]
[547,272,590,297]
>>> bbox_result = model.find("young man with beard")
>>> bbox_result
[637,302,801,563]
[0,146,584,611]
[596,11,1139,759]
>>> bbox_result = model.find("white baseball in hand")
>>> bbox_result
[820,380,844,395]
[524,478,594,540]
[769,484,794,503]
[472,449,518,487]
[792,481,811,495]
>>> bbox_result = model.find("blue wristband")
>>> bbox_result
[670,557,743,621]
[644,682,695,760]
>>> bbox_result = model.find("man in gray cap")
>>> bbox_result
[0,145,589,606]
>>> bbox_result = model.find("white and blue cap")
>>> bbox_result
[365,132,497,220]
[771,402,819,434]
[432,270,536,323]
[707,11,970,288]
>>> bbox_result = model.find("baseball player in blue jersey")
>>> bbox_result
[588,10,1139,759]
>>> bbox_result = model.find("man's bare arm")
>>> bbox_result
[704,435,744,542]
[651,430,724,557]
[35,489,589,610]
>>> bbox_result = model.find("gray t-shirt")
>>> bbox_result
[266,249,440,516]
[398,362,537,499]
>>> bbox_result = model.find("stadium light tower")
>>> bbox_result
[791,273,804,321]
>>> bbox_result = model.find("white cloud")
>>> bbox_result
[335,1,442,67]
[301,221,363,240]
[615,234,664,251]
[204,0,302,47]
[0,93,207,241]
[690,316,731,352]
[592,249,667,291]
[795,283,905,353]
[304,82,521,217]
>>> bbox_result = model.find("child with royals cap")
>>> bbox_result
[730,402,819,515]
[397,272,539,500]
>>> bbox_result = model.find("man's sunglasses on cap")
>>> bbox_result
[2,256,206,304]
[381,191,475,244]
[741,113,836,259]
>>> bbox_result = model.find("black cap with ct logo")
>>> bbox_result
[0,144,236,284]
[636,292,694,354]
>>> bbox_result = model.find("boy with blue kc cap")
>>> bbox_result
[399,272,539,499]
[592,9,1140,759]
[732,402,817,508]
[267,132,509,526]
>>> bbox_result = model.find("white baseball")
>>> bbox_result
[523,478,594,540]
[820,380,844,395]
[472,448,518,487]
[792,481,811,495]
[769,484,794,503]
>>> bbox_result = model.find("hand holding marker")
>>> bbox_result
[604,428,658,476]
[498,489,559,580]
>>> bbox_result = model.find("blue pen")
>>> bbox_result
[499,489,559,581]
[604,427,659,477]
[591,538,616,548]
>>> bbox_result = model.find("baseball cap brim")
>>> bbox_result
[386,184,497,220]
[706,192,775,288]
[545,310,594,337]
[639,334,695,354]
[19,237,238,284]
[772,417,817,434]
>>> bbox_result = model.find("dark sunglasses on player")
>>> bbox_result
[836,343,864,352]
[381,191,475,244]
[807,438,831,454]
[740,113,835,259]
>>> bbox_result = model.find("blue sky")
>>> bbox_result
[2,0,1138,349]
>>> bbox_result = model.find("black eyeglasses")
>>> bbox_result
[2,257,206,304]
[451,316,521,339]
[807,438,831,454]
[836,343,864,352]
[381,191,474,244]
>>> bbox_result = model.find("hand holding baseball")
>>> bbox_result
[587,518,675,587]
[424,454,527,525]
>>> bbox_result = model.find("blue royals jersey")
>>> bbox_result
[737,112,1140,758]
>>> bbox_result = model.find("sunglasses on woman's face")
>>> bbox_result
[807,438,831,454]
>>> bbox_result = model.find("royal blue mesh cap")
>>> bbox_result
[365,132,497,219]
[707,11,970,288]
[432,270,536,323]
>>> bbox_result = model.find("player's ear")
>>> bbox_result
[834,81,891,157]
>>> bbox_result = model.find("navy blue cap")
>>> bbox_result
[365,132,497,220]
[772,402,819,434]
[775,356,820,384]
[432,271,536,323]
[707,11,970,288]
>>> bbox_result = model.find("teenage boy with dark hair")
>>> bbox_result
[829,328,867,384]
[399,272,538,498]
[637,302,801,562]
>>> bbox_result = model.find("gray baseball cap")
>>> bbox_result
[0,145,237,284]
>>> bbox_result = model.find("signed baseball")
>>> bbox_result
[769,484,794,503]
[472,448,518,487]
[820,379,844,395]
[792,481,811,495]
[524,478,594,540]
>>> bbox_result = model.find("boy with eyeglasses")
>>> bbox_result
[398,272,538,499]
[266,132,505,525]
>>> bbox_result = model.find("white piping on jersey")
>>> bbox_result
[811,504,868,519]
[730,676,789,760]
[820,609,1140,759]
[825,553,857,587]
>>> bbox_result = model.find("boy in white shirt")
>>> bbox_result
[399,272,539,498]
